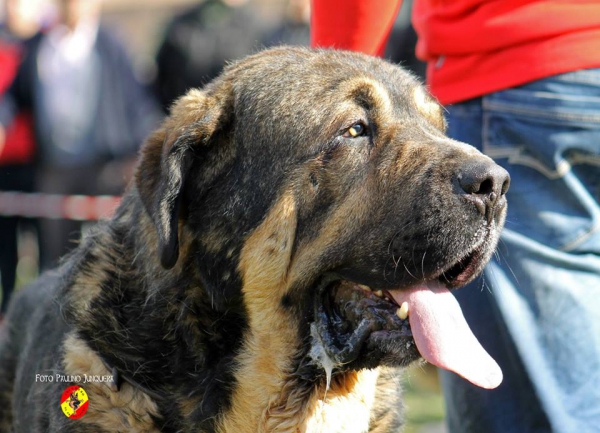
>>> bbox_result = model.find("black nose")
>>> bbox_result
[458,160,510,216]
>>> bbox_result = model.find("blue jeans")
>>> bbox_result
[441,69,600,433]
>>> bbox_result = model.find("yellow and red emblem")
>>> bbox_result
[60,385,89,419]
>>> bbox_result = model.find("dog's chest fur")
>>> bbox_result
[54,218,401,433]
[303,370,379,433]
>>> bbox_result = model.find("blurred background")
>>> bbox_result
[0,0,440,431]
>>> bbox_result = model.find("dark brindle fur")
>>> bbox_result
[0,47,508,432]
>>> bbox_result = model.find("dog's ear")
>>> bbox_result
[136,87,232,269]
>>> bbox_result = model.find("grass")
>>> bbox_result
[402,362,447,433]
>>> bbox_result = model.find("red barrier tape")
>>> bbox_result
[0,191,121,221]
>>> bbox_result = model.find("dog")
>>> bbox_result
[0,47,509,432]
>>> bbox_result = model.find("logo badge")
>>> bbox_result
[60,385,89,419]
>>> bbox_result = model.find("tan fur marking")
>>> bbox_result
[68,234,111,315]
[304,370,379,433]
[62,333,161,432]
[219,191,299,432]
[218,187,380,432]
[163,86,232,152]
[412,87,444,130]
[165,89,210,141]
[259,369,379,433]
[342,77,393,118]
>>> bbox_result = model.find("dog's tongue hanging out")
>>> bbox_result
[389,281,503,389]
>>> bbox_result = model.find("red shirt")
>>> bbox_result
[311,0,600,104]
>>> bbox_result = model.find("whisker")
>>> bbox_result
[403,262,417,280]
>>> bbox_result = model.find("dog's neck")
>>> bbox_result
[212,189,382,433]
[64,195,383,432]
[217,347,380,433]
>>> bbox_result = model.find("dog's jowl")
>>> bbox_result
[0,47,509,433]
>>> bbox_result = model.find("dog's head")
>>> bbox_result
[136,47,508,389]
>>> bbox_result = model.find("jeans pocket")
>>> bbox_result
[481,75,600,252]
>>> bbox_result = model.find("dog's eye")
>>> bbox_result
[344,123,366,138]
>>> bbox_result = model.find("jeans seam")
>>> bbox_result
[482,97,600,252]
[483,100,600,123]
[559,220,600,252]
[485,150,600,180]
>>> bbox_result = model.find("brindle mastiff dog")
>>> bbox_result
[0,47,509,432]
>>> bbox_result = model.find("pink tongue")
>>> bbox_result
[389,282,503,389]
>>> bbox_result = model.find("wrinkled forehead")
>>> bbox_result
[311,69,446,134]
[227,49,446,148]
[301,55,444,128]
[230,48,422,106]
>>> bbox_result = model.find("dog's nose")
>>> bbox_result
[458,160,510,215]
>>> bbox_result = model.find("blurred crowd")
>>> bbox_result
[0,0,420,315]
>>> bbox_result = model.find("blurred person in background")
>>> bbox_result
[0,0,43,318]
[0,0,162,270]
[261,0,310,48]
[313,1,600,432]
[155,0,266,111]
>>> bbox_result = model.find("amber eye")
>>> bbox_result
[344,122,366,138]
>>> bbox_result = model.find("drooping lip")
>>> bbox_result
[429,227,496,289]
[313,234,490,341]
[312,276,418,368]
[311,233,502,389]
[435,241,486,288]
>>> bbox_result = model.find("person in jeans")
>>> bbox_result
[311,1,600,432]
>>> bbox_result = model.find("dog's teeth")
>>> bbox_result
[374,290,383,297]
[396,302,409,320]
[357,284,371,291]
